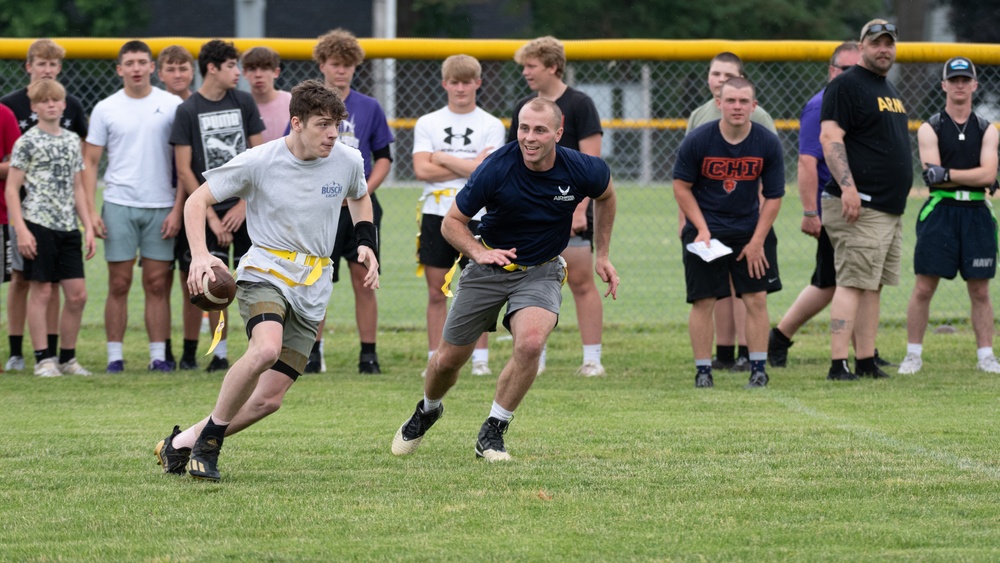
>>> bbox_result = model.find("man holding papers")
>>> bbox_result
[672,77,785,389]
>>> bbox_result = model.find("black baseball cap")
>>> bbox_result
[943,57,976,80]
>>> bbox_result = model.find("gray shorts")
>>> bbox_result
[442,258,565,346]
[8,224,23,272]
[236,281,320,377]
[102,201,175,262]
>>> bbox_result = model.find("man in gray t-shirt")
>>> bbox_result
[153,80,379,482]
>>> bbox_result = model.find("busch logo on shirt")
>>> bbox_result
[322,181,344,197]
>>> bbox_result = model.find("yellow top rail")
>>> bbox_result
[0,37,998,64]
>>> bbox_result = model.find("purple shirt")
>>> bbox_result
[339,89,394,178]
[799,89,828,214]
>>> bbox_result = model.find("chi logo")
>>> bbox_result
[321,182,344,197]
[444,127,473,146]
[553,185,575,202]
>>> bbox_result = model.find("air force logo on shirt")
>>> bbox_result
[553,185,575,202]
[322,181,344,197]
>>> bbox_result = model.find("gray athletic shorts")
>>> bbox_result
[442,258,566,346]
[236,281,320,378]
[102,201,175,262]
[8,224,23,272]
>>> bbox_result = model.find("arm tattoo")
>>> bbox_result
[828,142,854,189]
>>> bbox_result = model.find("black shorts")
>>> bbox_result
[810,227,837,289]
[1,224,11,283]
[331,192,382,283]
[419,214,480,269]
[914,201,997,280]
[177,222,252,271]
[682,227,781,304]
[22,222,85,283]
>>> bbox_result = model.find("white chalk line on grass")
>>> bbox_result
[768,392,1000,480]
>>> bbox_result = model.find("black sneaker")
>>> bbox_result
[188,434,224,481]
[391,400,444,455]
[856,364,891,379]
[179,357,198,370]
[731,356,751,372]
[359,352,381,374]
[768,328,792,368]
[304,349,322,374]
[873,349,896,368]
[206,355,229,373]
[827,366,859,381]
[154,425,191,475]
[744,370,769,388]
[695,371,714,388]
[475,417,512,462]
[711,358,735,370]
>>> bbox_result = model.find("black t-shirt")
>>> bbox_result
[507,86,603,150]
[0,87,88,138]
[170,89,265,210]
[820,65,912,215]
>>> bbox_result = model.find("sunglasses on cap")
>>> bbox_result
[865,23,897,37]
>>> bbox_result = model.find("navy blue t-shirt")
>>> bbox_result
[457,142,611,265]
[673,120,785,235]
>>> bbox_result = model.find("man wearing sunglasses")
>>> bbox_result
[819,19,912,381]
[897,57,1000,375]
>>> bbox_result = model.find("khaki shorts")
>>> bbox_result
[236,281,319,376]
[822,197,902,290]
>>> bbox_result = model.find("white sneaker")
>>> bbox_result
[897,353,923,375]
[977,355,1000,374]
[34,358,61,377]
[5,355,26,371]
[471,361,492,376]
[58,358,92,376]
[576,360,607,377]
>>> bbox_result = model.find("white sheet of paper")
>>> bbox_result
[685,239,733,262]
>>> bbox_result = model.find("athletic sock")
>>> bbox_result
[10,335,24,357]
[422,396,442,413]
[489,401,514,422]
[34,350,48,363]
[310,340,321,355]
[695,358,712,375]
[977,347,993,361]
[107,342,124,363]
[582,344,602,364]
[856,357,877,373]
[830,359,850,373]
[165,338,175,363]
[748,352,767,373]
[47,334,58,357]
[59,348,76,364]
[361,342,376,355]
[149,341,166,363]
[772,328,792,345]
[716,345,735,363]
[182,339,198,361]
[214,339,228,359]
[906,343,923,357]
[737,345,750,360]
[472,348,489,364]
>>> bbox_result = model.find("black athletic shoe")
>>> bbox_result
[391,400,444,455]
[304,349,322,374]
[206,355,229,373]
[744,370,769,389]
[695,371,714,388]
[188,434,224,481]
[873,349,896,368]
[711,358,735,370]
[475,417,512,462]
[856,364,891,379]
[768,328,792,368]
[731,356,751,372]
[827,366,859,381]
[359,352,381,374]
[154,425,191,475]
[179,357,198,370]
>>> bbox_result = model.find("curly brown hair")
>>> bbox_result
[514,36,565,79]
[313,28,365,66]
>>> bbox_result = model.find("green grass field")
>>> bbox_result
[2,186,1000,560]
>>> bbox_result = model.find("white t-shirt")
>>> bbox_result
[256,90,292,144]
[86,88,183,208]
[412,106,506,218]
[204,138,368,321]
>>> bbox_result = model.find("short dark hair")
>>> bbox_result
[198,39,240,78]
[710,52,745,77]
[289,79,348,125]
[241,46,281,71]
[521,97,563,130]
[118,40,152,64]
[720,76,755,98]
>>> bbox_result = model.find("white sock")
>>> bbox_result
[318,339,324,354]
[423,396,442,412]
[149,341,166,362]
[538,345,547,366]
[977,347,993,361]
[583,344,602,364]
[906,343,923,357]
[427,350,435,360]
[472,348,489,364]
[489,401,514,422]
[107,342,124,363]
[215,339,228,359]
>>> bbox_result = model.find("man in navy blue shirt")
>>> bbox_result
[673,77,785,389]
[391,98,619,462]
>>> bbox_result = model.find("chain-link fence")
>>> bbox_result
[2,41,997,329]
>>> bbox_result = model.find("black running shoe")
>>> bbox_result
[873,349,896,368]
[304,349,322,374]
[154,425,191,475]
[827,366,859,381]
[391,400,444,455]
[179,357,198,370]
[695,371,714,388]
[206,355,229,373]
[188,434,224,481]
[711,358,735,370]
[856,364,891,379]
[475,417,512,462]
[358,352,381,374]
[744,370,769,389]
[731,356,751,372]
[768,328,792,368]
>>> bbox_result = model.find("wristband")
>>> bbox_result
[803,211,819,217]
[355,221,378,253]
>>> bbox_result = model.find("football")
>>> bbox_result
[190,265,237,312]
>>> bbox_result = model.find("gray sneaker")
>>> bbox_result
[5,355,26,371]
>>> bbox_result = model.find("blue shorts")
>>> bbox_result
[914,201,997,280]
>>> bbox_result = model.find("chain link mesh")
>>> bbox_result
[3,54,995,328]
